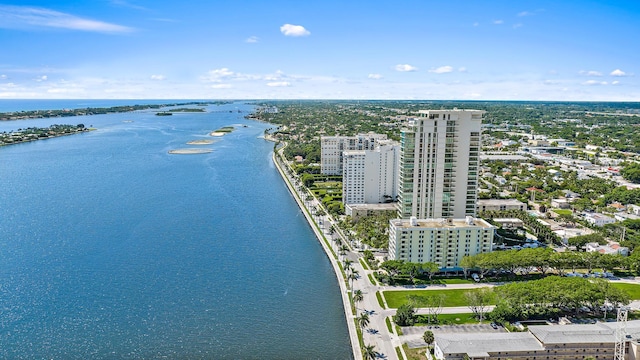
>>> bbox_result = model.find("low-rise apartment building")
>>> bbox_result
[435,320,640,360]
[477,199,527,213]
[388,216,494,269]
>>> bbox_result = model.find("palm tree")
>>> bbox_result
[353,289,364,307]
[343,258,353,270]
[362,344,378,360]
[339,244,349,259]
[348,269,360,289]
[357,312,370,330]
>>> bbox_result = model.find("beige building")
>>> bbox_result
[434,320,640,360]
[477,199,527,213]
[388,216,494,268]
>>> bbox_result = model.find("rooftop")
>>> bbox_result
[435,332,544,356]
[390,217,494,229]
[477,198,526,205]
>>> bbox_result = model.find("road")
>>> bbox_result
[273,148,505,359]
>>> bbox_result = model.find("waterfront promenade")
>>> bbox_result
[271,143,510,359]
[272,143,406,359]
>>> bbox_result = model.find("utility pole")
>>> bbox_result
[615,306,629,360]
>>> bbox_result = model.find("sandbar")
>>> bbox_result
[168,148,213,154]
[187,140,215,145]
[210,132,226,136]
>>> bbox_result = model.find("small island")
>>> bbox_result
[210,126,234,136]
[187,140,215,145]
[168,148,213,154]
[155,112,173,116]
[0,124,91,146]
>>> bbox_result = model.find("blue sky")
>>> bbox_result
[0,0,639,100]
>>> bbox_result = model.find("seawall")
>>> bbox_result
[271,147,362,360]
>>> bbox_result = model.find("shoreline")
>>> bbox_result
[270,141,361,360]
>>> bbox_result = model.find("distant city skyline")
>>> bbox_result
[0,0,639,100]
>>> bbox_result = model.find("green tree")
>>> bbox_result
[423,330,434,348]
[353,289,364,309]
[465,288,494,322]
[362,344,378,360]
[394,303,417,326]
[357,312,370,330]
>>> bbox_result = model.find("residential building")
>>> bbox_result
[493,218,524,229]
[586,242,630,256]
[551,198,571,209]
[388,216,494,268]
[397,109,484,219]
[342,141,400,205]
[434,320,640,360]
[320,132,388,175]
[630,204,640,216]
[477,199,527,213]
[583,212,616,227]
[344,203,397,221]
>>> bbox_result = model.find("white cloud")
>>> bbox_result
[580,70,603,76]
[458,67,467,73]
[203,68,238,82]
[493,20,504,25]
[245,36,259,43]
[612,80,620,85]
[267,81,291,87]
[429,66,453,74]
[0,74,6,79]
[280,24,310,37]
[211,84,231,89]
[543,80,558,85]
[610,69,627,77]
[517,11,533,17]
[394,64,417,72]
[150,74,165,81]
[368,73,383,79]
[473,22,479,27]
[35,75,48,82]
[0,5,134,33]
[513,23,523,29]
[583,80,608,86]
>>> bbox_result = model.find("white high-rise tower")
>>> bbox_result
[397,109,484,219]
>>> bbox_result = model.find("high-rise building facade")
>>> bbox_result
[342,141,400,205]
[397,109,484,219]
[320,133,388,175]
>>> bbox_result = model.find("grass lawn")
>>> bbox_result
[314,181,341,188]
[415,313,482,326]
[403,343,428,360]
[612,283,640,299]
[383,288,494,308]
[386,317,393,333]
[376,291,386,308]
[552,209,573,216]
[438,278,475,285]
[367,273,377,285]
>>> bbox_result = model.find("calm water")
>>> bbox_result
[0,102,351,359]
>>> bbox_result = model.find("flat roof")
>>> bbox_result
[480,154,528,161]
[390,218,494,229]
[477,199,526,205]
[435,332,544,356]
[345,203,397,211]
